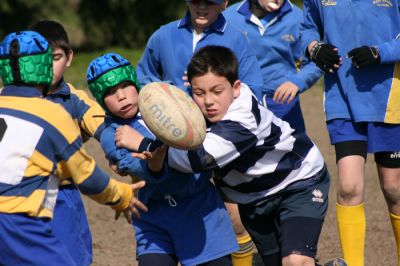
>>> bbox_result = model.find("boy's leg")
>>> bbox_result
[52,184,93,266]
[0,213,76,266]
[224,202,255,266]
[279,168,330,266]
[375,151,400,265]
[327,119,368,266]
[238,196,283,265]
[371,123,400,265]
[198,254,232,266]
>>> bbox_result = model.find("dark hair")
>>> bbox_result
[29,20,71,56]
[187,45,238,85]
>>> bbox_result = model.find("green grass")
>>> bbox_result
[65,47,143,90]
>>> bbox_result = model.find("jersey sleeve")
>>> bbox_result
[69,85,106,141]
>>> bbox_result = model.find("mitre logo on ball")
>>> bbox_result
[138,82,206,150]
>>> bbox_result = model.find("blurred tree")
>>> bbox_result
[0,0,304,50]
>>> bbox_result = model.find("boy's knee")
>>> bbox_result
[282,254,314,266]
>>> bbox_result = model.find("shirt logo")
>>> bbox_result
[312,189,324,203]
[281,34,295,42]
[390,151,400,159]
[373,0,393,7]
[321,0,337,6]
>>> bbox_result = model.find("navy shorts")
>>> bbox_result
[262,93,306,133]
[238,169,329,258]
[0,213,77,266]
[132,183,238,266]
[52,184,92,266]
[327,119,400,153]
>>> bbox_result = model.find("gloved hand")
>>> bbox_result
[309,42,341,73]
[347,46,380,68]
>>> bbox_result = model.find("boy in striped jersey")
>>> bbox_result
[0,31,146,266]
[116,45,342,266]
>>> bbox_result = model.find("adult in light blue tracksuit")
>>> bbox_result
[224,0,323,133]
[301,1,400,265]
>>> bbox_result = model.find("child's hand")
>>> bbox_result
[132,145,168,173]
[273,81,299,104]
[115,125,144,151]
[114,180,148,223]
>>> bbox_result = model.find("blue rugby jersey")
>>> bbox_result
[224,0,323,94]
[47,81,105,142]
[0,86,132,217]
[301,0,400,123]
[136,13,264,100]
[166,84,325,204]
[100,115,213,203]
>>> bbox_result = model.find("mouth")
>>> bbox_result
[206,109,218,116]
[120,104,132,112]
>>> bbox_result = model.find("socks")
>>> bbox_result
[390,212,400,266]
[231,234,255,266]
[336,203,366,266]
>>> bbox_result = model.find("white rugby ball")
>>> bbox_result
[138,82,206,150]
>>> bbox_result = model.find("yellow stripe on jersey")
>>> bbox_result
[385,62,400,123]
[68,84,105,137]
[90,179,132,211]
[56,149,96,183]
[0,96,81,144]
[24,150,53,178]
[0,190,48,217]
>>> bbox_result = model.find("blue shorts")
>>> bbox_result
[263,93,306,133]
[327,119,400,153]
[0,213,77,266]
[52,184,92,266]
[133,183,238,266]
[238,169,329,258]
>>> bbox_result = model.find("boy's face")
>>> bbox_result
[51,48,73,90]
[187,0,228,33]
[191,71,240,123]
[103,81,139,119]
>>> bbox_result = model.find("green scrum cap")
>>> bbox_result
[0,31,52,89]
[86,53,141,112]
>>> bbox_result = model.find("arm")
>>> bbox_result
[69,85,106,141]
[136,32,163,86]
[101,125,164,184]
[168,119,259,173]
[235,33,264,101]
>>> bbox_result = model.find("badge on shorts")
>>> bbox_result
[312,189,324,203]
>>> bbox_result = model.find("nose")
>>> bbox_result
[204,93,213,106]
[116,89,126,101]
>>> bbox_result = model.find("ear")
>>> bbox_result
[223,0,229,9]
[232,80,241,99]
[66,49,74,67]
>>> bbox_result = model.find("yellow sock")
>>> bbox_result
[390,213,400,266]
[231,234,255,266]
[336,203,366,266]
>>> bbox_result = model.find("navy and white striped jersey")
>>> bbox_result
[167,83,325,204]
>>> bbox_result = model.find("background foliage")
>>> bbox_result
[0,0,303,50]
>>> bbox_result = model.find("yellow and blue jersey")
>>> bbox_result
[47,81,105,142]
[0,85,131,218]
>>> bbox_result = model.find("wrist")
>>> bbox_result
[309,41,325,61]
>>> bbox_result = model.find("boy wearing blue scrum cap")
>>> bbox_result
[29,20,107,266]
[87,53,238,266]
[0,31,144,266]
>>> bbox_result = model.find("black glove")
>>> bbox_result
[347,46,381,68]
[309,42,341,72]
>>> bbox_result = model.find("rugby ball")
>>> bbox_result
[138,82,206,150]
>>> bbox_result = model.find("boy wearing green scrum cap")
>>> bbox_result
[87,52,238,266]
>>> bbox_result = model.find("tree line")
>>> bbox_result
[0,0,302,50]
